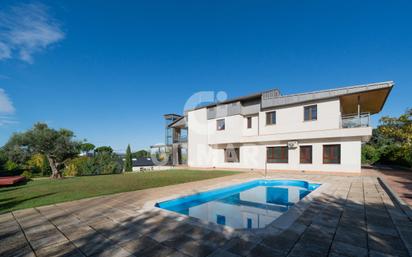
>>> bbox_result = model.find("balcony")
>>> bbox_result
[341,113,370,128]
[173,135,187,143]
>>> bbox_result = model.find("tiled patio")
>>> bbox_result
[1,170,411,257]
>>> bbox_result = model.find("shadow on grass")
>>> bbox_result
[0,192,57,215]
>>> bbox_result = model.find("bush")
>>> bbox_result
[21,170,32,179]
[92,153,123,175]
[64,154,123,176]
[64,157,94,176]
[27,154,51,176]
[361,144,380,164]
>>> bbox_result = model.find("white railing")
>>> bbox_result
[341,113,370,128]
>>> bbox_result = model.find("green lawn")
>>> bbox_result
[0,169,239,214]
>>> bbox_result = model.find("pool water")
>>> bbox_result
[156,180,320,229]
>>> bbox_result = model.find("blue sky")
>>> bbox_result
[0,1,411,152]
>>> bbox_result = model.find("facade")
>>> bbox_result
[151,114,188,166]
[166,81,393,173]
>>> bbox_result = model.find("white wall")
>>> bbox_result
[259,99,341,135]
[195,138,362,172]
[187,98,363,172]
[188,108,212,167]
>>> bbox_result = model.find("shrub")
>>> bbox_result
[64,154,123,176]
[64,157,94,176]
[361,144,380,164]
[92,153,123,175]
[27,154,51,176]
[21,170,32,179]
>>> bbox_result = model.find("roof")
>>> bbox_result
[163,114,182,119]
[186,81,394,113]
[262,81,394,109]
[133,157,154,167]
[167,116,187,128]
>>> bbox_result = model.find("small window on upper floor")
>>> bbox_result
[247,117,252,129]
[304,105,317,121]
[266,111,276,125]
[216,119,225,131]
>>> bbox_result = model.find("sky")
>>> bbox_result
[0,0,411,153]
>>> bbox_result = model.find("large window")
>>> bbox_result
[304,105,317,121]
[323,144,341,164]
[267,146,288,163]
[216,119,225,131]
[247,117,252,129]
[225,148,240,162]
[300,145,313,164]
[266,111,276,125]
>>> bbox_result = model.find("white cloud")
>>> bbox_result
[0,89,16,126]
[0,3,64,63]
[0,89,15,114]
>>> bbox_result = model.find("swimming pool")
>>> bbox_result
[156,180,320,229]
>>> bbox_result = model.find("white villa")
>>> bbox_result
[155,81,393,173]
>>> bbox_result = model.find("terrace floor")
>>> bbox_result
[1,170,411,257]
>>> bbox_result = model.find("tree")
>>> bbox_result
[363,108,412,167]
[125,144,133,172]
[3,123,80,178]
[94,146,113,154]
[0,149,7,172]
[80,143,95,155]
[132,149,150,159]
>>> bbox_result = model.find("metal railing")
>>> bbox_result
[341,113,370,128]
[173,135,187,143]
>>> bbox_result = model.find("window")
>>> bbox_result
[247,117,252,129]
[216,119,225,131]
[267,146,288,163]
[300,145,313,164]
[323,144,341,164]
[304,105,317,121]
[216,215,226,225]
[225,148,240,162]
[266,111,276,125]
[247,218,252,229]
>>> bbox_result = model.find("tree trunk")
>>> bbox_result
[46,155,62,179]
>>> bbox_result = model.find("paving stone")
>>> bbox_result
[89,245,132,257]
[201,230,231,248]
[185,225,212,240]
[72,234,118,256]
[330,241,367,257]
[0,237,31,256]
[35,241,84,257]
[119,235,158,254]
[103,225,141,244]
[368,232,409,257]
[207,248,241,257]
[149,225,192,242]
[225,237,260,257]
[367,223,399,237]
[288,241,329,257]
[247,243,285,257]
[166,250,191,257]
[260,229,300,253]
[27,230,68,250]
[0,244,36,257]
[368,250,399,257]
[134,243,175,257]
[334,226,367,248]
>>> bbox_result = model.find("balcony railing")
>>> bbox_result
[173,135,187,143]
[341,113,370,128]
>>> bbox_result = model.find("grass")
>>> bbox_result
[0,169,239,214]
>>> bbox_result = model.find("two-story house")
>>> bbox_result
[165,81,393,172]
